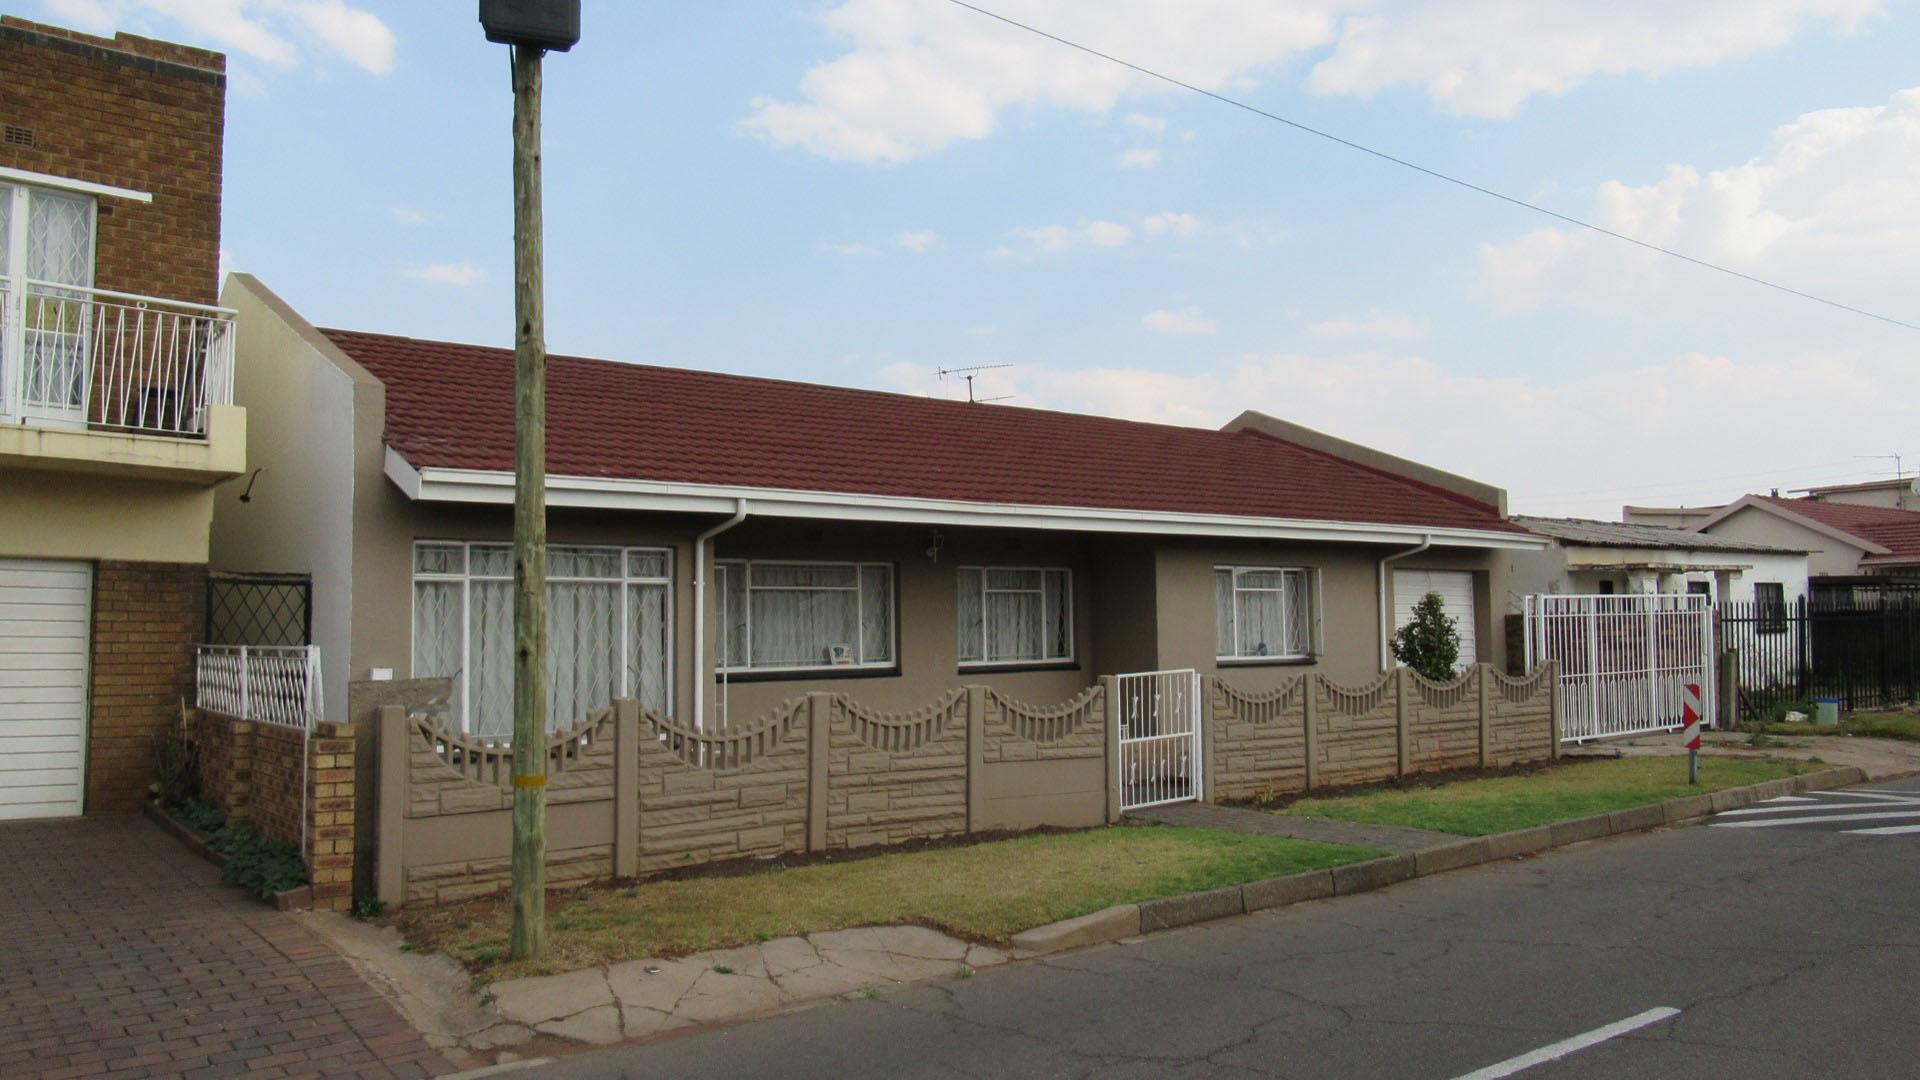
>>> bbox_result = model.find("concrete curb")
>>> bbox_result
[1006,764,1867,955]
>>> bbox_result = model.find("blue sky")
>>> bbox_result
[38,1,1920,516]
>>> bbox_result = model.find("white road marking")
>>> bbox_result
[1450,1007,1682,1080]
[1849,789,1920,797]
[1716,800,1920,817]
[1819,790,1920,803]
[1762,795,1817,803]
[1711,809,1920,829]
[1846,823,1920,836]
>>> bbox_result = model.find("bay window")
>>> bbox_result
[715,560,895,673]
[958,567,1073,666]
[412,542,673,737]
[1215,566,1317,661]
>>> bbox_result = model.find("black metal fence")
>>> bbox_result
[1720,594,1920,720]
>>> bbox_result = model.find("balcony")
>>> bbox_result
[0,280,244,481]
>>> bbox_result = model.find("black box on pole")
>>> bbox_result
[480,0,580,51]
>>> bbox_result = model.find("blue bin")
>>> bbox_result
[1815,698,1841,727]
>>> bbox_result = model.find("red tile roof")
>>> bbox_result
[321,329,1520,534]
[1761,496,1920,563]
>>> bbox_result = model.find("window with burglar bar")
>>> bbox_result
[1755,582,1788,634]
[715,560,894,673]
[411,541,672,738]
[1215,566,1317,660]
[958,567,1072,666]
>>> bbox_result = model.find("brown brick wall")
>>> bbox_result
[88,561,206,812]
[0,17,224,305]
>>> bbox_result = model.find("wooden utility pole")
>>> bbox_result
[508,41,549,962]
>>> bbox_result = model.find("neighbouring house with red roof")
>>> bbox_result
[210,275,1544,737]
[1693,494,1920,603]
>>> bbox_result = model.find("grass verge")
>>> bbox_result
[1280,755,1816,837]
[1747,711,1920,743]
[399,825,1380,981]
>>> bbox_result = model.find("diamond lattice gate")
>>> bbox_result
[1116,669,1204,810]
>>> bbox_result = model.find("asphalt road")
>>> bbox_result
[517,774,1920,1080]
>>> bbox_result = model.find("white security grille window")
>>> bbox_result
[3,183,97,418]
[957,567,1072,666]
[412,542,673,737]
[1215,566,1316,660]
[714,560,894,672]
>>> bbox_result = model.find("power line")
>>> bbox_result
[945,0,1920,335]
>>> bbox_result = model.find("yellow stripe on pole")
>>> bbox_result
[513,774,547,789]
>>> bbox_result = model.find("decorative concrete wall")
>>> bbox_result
[1207,663,1560,801]
[375,683,1111,909]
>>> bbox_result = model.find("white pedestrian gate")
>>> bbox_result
[1524,594,1715,743]
[1116,669,1203,810]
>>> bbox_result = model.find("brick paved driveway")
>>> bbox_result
[0,815,449,1079]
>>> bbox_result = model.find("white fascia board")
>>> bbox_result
[384,449,1546,551]
[0,165,153,203]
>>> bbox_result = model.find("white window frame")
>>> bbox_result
[957,565,1075,669]
[1215,565,1320,662]
[410,540,675,734]
[714,559,896,675]
[2,181,100,425]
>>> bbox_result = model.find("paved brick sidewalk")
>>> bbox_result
[0,814,449,1079]
[1132,800,1457,852]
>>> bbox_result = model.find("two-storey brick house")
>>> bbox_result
[0,17,245,818]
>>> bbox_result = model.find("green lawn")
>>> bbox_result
[1748,711,1920,743]
[400,826,1380,980]
[1280,755,1817,837]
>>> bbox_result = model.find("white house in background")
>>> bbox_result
[1506,516,1810,609]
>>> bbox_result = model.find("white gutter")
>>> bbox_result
[383,450,1547,552]
[1378,535,1433,670]
[691,499,748,732]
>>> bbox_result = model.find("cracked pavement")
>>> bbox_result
[516,773,1920,1079]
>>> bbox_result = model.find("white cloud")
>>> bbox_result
[875,345,1919,517]
[1306,310,1428,340]
[1477,85,1920,315]
[390,206,430,226]
[1009,220,1132,253]
[824,241,880,256]
[41,0,396,74]
[1143,211,1201,237]
[742,0,1873,163]
[1120,147,1160,169]
[896,229,939,251]
[406,262,485,287]
[1144,306,1217,334]
[1125,112,1168,136]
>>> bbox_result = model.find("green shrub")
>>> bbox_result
[219,830,310,900]
[1393,591,1461,681]
[170,796,226,836]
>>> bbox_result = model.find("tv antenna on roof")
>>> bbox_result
[936,363,1014,404]
[1854,453,1908,479]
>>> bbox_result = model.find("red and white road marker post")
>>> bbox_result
[1681,683,1703,785]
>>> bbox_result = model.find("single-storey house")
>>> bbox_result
[1506,516,1810,607]
[211,275,1545,737]
[1692,495,1920,603]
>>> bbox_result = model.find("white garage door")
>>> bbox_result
[1393,569,1477,671]
[0,559,91,820]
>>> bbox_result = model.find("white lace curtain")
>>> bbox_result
[716,561,893,670]
[413,543,672,738]
[958,567,1071,664]
[1215,567,1312,659]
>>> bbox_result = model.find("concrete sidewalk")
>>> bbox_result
[1605,729,1920,780]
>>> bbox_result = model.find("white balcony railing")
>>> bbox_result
[0,280,236,437]
[195,645,323,731]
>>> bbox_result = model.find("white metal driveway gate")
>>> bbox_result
[1524,594,1715,743]
[1116,669,1204,810]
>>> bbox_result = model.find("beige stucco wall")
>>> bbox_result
[0,469,214,563]
[1705,506,1866,578]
